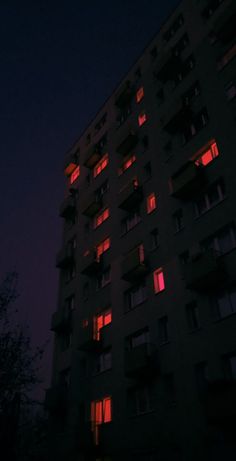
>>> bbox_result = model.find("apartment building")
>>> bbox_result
[45,0,236,460]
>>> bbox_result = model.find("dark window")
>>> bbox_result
[124,283,147,311]
[174,54,195,86]
[186,301,200,331]
[173,33,189,56]
[94,349,112,374]
[173,209,184,233]
[201,223,236,255]
[222,352,236,379]
[211,286,236,320]
[158,316,169,344]
[163,373,176,404]
[127,385,154,416]
[202,0,225,20]
[143,162,152,181]
[95,180,109,201]
[182,81,201,105]
[163,13,184,42]
[121,209,141,235]
[182,107,208,144]
[117,105,132,126]
[96,267,111,290]
[150,228,159,250]
[195,361,209,394]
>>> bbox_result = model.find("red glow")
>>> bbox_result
[136,87,144,103]
[138,112,147,127]
[91,396,112,444]
[118,154,136,175]
[70,165,80,184]
[147,193,156,213]
[194,141,219,167]
[93,153,109,177]
[139,244,145,263]
[153,268,165,293]
[94,208,110,228]
[96,237,110,259]
[94,309,112,340]
[64,161,77,177]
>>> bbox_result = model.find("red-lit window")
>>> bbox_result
[70,165,80,184]
[94,208,110,228]
[94,309,112,340]
[91,396,112,444]
[118,155,136,175]
[136,87,144,103]
[138,111,147,127]
[147,193,156,214]
[93,153,109,178]
[96,237,110,259]
[194,141,219,167]
[153,268,165,294]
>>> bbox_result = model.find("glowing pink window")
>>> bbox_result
[94,309,112,340]
[153,268,165,293]
[195,141,219,167]
[147,193,156,214]
[138,112,147,127]
[70,165,80,184]
[96,237,110,259]
[136,87,144,103]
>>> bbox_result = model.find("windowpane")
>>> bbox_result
[93,154,109,178]
[153,268,165,293]
[138,112,147,127]
[136,87,144,103]
[147,193,156,214]
[70,165,80,184]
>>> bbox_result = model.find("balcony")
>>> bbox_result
[163,99,192,134]
[56,247,74,269]
[170,162,205,199]
[83,146,102,169]
[124,343,158,378]
[214,1,236,45]
[59,196,75,219]
[81,193,103,217]
[81,251,101,275]
[44,385,67,413]
[116,125,138,156]
[64,152,79,177]
[154,50,182,82]
[51,310,71,333]
[118,180,143,211]
[205,380,236,426]
[121,246,148,282]
[115,81,133,108]
[183,248,226,291]
[77,323,100,351]
[97,423,113,451]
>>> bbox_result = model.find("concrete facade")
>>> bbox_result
[46,0,236,459]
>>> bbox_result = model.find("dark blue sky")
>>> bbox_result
[0,0,179,391]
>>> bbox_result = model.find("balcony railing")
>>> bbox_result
[124,343,158,378]
[81,193,103,217]
[45,385,67,413]
[170,162,204,199]
[115,81,133,108]
[77,323,101,351]
[213,1,236,44]
[163,99,192,134]
[183,248,226,290]
[81,251,101,275]
[154,50,182,82]
[118,180,143,211]
[56,247,74,269]
[116,125,138,156]
[51,310,71,333]
[59,196,75,219]
[205,379,236,425]
[121,246,148,282]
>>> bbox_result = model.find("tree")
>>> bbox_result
[0,272,45,460]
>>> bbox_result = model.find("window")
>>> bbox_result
[94,309,112,340]
[121,209,141,235]
[93,153,109,178]
[96,267,111,290]
[173,209,184,233]
[147,193,156,214]
[150,228,159,250]
[128,328,149,349]
[225,81,236,101]
[153,268,165,294]
[91,397,112,438]
[222,353,236,380]
[143,162,152,181]
[173,33,189,56]
[163,13,184,42]
[94,349,112,373]
[95,180,109,201]
[194,180,225,217]
[83,282,89,301]
[179,250,190,266]
[174,54,195,86]
[65,263,76,282]
[125,283,147,311]
[195,362,209,394]
[202,0,225,20]
[202,224,236,255]
[186,301,200,331]
[70,165,80,184]
[158,316,169,344]
[117,105,132,126]
[142,135,149,149]
[212,286,236,320]
[96,237,110,259]
[182,107,208,144]
[118,154,136,175]
[136,87,144,103]
[194,140,219,167]
[127,385,153,416]
[138,112,147,127]
[218,43,236,71]
[94,208,109,229]
[94,113,107,133]
[183,81,200,105]
[61,331,72,351]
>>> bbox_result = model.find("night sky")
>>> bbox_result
[0,0,179,394]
